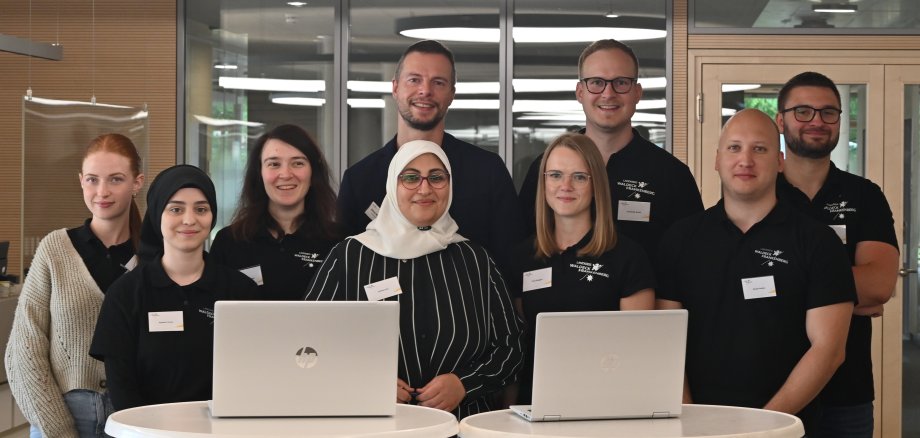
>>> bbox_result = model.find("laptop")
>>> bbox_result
[511,309,687,422]
[209,300,399,417]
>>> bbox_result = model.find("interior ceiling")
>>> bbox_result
[187,0,917,87]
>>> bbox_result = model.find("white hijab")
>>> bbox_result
[353,140,467,259]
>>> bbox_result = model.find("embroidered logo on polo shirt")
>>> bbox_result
[823,200,856,220]
[295,252,324,268]
[199,307,214,320]
[617,179,655,200]
[754,248,789,267]
[570,261,610,282]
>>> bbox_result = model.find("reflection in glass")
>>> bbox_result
[692,0,920,31]
[347,1,500,166]
[719,83,866,177]
[22,97,149,269]
[511,1,667,189]
[185,0,335,234]
[904,84,920,438]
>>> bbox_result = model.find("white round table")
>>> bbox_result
[105,401,458,437]
[459,404,804,437]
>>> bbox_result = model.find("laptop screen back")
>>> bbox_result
[210,300,399,417]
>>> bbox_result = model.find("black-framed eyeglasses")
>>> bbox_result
[397,171,450,190]
[580,76,637,94]
[779,105,842,124]
[544,171,592,186]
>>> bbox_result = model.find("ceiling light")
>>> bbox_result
[347,98,385,109]
[287,1,307,6]
[219,77,325,93]
[193,115,264,127]
[271,96,325,106]
[605,11,619,18]
[721,84,761,92]
[397,15,665,44]
[812,4,857,13]
[214,64,238,70]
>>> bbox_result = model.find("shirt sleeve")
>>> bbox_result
[335,168,367,238]
[485,156,527,274]
[452,255,524,402]
[852,181,899,249]
[804,225,859,310]
[655,224,685,303]
[616,237,657,298]
[89,277,145,411]
[4,241,79,438]
[517,156,542,238]
[304,241,347,301]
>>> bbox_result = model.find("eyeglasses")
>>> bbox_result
[544,171,592,186]
[580,76,637,94]
[780,105,842,124]
[397,171,450,190]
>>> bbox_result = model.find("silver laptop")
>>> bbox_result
[209,301,399,417]
[511,309,687,422]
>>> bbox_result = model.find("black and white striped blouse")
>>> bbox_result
[305,237,524,418]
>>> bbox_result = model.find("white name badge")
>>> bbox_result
[123,255,139,272]
[239,265,264,286]
[365,202,380,221]
[522,267,552,292]
[617,200,651,222]
[741,276,777,300]
[364,276,402,301]
[830,224,847,244]
[148,311,184,332]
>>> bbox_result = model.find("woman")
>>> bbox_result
[210,125,338,300]
[6,133,144,438]
[89,165,257,411]
[511,133,656,403]
[305,140,523,419]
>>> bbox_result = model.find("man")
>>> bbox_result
[337,40,523,269]
[656,109,856,435]
[518,39,702,262]
[775,72,899,437]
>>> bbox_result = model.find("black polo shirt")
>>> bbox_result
[656,199,856,430]
[777,164,898,406]
[209,226,336,300]
[67,218,135,292]
[509,231,655,403]
[89,257,258,410]
[518,129,703,263]
[336,133,524,272]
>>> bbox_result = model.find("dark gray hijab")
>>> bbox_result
[138,165,217,262]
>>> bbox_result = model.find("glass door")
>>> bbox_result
[884,65,920,438]
[696,60,900,437]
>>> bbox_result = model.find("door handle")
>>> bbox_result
[900,268,918,277]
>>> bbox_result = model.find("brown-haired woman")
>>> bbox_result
[6,133,144,438]
[209,124,339,300]
[510,133,655,404]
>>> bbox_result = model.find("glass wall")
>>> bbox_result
[185,0,335,233]
[184,0,669,224]
[511,1,667,188]
[691,0,920,33]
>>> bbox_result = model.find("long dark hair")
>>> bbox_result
[83,133,143,251]
[229,124,338,241]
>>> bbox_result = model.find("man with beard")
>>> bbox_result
[336,40,522,270]
[775,71,899,438]
[517,39,702,264]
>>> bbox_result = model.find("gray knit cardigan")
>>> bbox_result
[5,229,108,438]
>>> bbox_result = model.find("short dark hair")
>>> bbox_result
[229,124,339,242]
[578,39,640,78]
[394,40,457,85]
[777,71,841,111]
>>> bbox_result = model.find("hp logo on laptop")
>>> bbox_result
[294,346,319,369]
